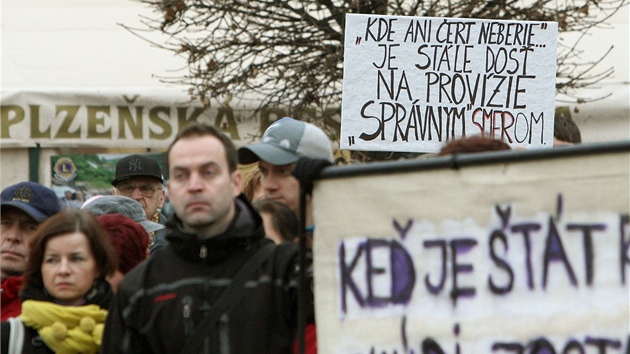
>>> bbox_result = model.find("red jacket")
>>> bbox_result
[293,323,317,354]
[1,276,23,321]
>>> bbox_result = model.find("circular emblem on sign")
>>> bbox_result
[53,157,77,182]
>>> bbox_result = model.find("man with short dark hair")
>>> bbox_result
[112,153,168,251]
[101,124,309,353]
[1,182,61,320]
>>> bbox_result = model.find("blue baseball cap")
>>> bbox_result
[1,182,62,222]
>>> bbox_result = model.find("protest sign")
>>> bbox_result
[341,15,558,153]
[311,143,630,353]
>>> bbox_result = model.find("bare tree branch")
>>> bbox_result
[126,0,628,117]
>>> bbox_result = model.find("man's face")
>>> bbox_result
[0,208,39,277]
[258,160,300,213]
[167,135,242,236]
[114,177,165,219]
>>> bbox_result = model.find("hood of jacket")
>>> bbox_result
[166,194,266,265]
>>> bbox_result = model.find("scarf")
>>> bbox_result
[149,211,161,247]
[20,299,107,354]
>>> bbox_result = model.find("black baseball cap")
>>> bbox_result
[112,154,164,186]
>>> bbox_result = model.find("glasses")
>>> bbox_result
[117,184,161,198]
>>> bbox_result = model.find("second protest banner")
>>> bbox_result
[311,144,630,353]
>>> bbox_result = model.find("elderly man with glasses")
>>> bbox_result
[112,154,168,252]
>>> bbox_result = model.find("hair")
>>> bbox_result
[166,123,238,173]
[242,167,263,201]
[253,199,299,243]
[22,210,117,292]
[554,113,582,144]
[97,214,149,274]
[437,135,511,156]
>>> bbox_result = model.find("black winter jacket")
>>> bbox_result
[100,196,307,354]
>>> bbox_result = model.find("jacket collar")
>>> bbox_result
[166,195,265,264]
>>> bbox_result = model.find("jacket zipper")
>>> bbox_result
[219,313,230,354]
[182,296,193,336]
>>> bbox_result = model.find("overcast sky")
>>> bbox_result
[1,1,627,91]
[1,0,185,88]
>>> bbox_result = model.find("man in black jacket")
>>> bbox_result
[100,124,305,353]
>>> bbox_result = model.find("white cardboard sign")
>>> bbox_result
[341,14,558,153]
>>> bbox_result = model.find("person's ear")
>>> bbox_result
[231,170,243,197]
[157,189,165,208]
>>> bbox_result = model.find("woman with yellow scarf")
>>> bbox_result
[1,210,117,354]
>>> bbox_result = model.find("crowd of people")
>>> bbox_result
[0,113,582,353]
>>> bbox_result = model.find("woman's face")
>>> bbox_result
[41,232,99,306]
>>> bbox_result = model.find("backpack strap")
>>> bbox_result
[179,242,276,354]
[7,317,25,354]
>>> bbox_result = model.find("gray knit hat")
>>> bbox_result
[81,195,164,233]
